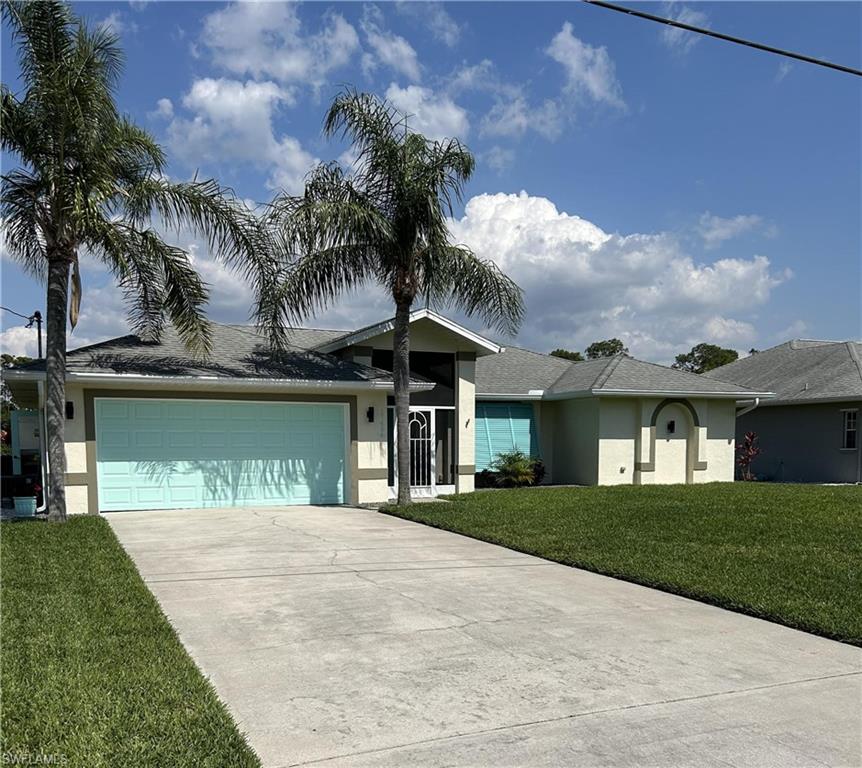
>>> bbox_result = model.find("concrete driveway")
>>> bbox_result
[107,505,861,768]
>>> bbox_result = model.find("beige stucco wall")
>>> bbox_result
[60,383,397,513]
[547,395,737,487]
[355,390,389,504]
[551,397,599,485]
[456,355,476,493]
[534,400,555,483]
[64,384,87,474]
[366,317,484,354]
[651,401,691,484]
[699,399,736,483]
[597,398,637,485]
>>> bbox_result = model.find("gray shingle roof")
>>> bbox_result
[474,346,574,395]
[477,349,770,398]
[16,324,411,384]
[703,340,862,404]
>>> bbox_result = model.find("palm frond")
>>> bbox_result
[422,245,525,336]
[87,219,212,356]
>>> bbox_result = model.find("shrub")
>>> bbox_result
[490,450,545,488]
[736,431,762,481]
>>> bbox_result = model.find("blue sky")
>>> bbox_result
[2,1,860,363]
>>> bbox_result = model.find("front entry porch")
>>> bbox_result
[388,406,456,498]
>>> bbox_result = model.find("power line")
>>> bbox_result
[583,0,862,77]
[0,306,34,322]
[1,306,43,358]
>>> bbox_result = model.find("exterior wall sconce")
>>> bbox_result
[366,406,375,423]
[65,401,75,420]
[667,419,675,434]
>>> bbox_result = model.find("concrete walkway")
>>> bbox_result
[107,506,861,768]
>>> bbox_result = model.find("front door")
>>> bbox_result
[388,407,456,498]
[408,410,434,494]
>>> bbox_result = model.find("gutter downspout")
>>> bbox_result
[35,380,49,514]
[736,397,760,418]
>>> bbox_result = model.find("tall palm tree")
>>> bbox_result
[268,89,524,505]
[1,1,276,521]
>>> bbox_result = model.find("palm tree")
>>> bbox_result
[268,89,524,505]
[1,1,276,521]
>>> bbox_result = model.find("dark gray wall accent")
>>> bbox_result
[356,468,388,481]
[738,401,860,483]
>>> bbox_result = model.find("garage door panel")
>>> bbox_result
[95,399,346,511]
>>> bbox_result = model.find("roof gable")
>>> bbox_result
[313,308,502,356]
[704,340,862,403]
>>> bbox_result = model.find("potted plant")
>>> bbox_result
[13,483,40,518]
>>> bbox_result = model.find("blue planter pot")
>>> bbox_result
[13,497,37,517]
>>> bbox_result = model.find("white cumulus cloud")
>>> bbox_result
[698,212,764,248]
[164,78,318,194]
[396,1,461,47]
[547,22,625,110]
[447,192,789,361]
[385,84,469,140]
[200,1,359,89]
[361,5,422,82]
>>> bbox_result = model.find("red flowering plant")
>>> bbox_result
[736,431,762,481]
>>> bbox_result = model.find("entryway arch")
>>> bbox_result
[651,399,697,484]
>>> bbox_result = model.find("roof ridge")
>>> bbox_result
[221,323,351,333]
[846,341,862,386]
[544,355,612,391]
[590,354,624,390]
[789,338,845,349]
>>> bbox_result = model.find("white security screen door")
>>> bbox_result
[389,406,456,498]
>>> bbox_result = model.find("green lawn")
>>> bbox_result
[384,484,862,645]
[1,516,260,768]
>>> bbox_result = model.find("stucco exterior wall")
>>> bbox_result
[738,401,860,483]
[60,384,396,513]
[699,399,736,483]
[366,317,483,354]
[534,400,555,483]
[551,397,599,485]
[355,390,390,503]
[544,395,737,487]
[456,355,476,493]
[597,398,637,485]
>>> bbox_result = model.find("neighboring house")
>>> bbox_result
[704,340,862,483]
[4,310,770,514]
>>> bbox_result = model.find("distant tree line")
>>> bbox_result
[550,339,741,374]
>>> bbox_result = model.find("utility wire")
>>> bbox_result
[583,0,862,77]
[0,306,35,322]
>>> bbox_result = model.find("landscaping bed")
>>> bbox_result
[0,516,260,767]
[384,483,862,645]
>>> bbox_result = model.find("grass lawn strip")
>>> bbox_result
[384,483,862,645]
[1,516,260,768]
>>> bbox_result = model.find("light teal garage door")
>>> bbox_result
[475,402,538,472]
[96,399,347,511]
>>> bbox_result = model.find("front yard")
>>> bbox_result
[1,517,260,768]
[384,483,862,645]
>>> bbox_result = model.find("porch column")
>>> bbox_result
[455,352,476,493]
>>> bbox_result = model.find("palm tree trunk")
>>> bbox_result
[45,254,70,522]
[393,299,412,505]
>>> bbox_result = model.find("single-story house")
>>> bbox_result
[4,309,771,514]
[704,339,862,483]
